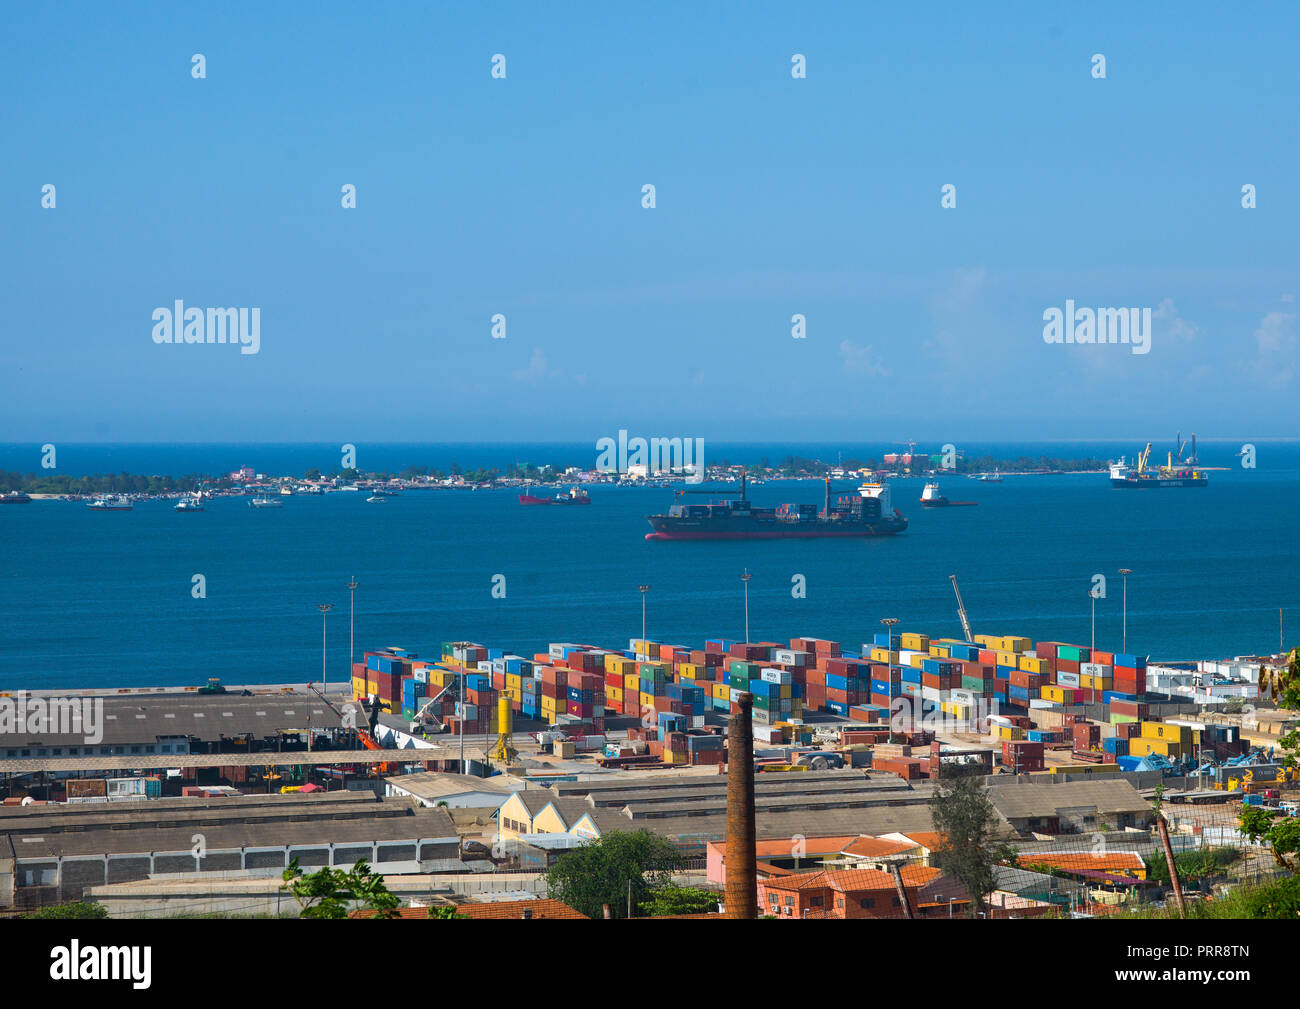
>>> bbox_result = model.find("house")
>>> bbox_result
[760,864,954,919]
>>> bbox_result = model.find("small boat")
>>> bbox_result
[87,496,133,511]
[977,470,1003,483]
[280,485,294,496]
[248,497,283,509]
[174,496,204,512]
[919,482,977,507]
[366,494,386,503]
[518,486,591,506]
[0,492,32,504]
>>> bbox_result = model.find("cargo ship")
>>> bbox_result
[1109,435,1207,488]
[645,474,907,540]
[519,486,591,506]
[919,482,977,507]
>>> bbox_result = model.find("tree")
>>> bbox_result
[545,830,683,919]
[640,885,722,917]
[1239,647,1300,873]
[930,776,1018,916]
[304,467,321,481]
[281,858,401,919]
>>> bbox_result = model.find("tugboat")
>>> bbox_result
[919,481,977,507]
[645,474,907,540]
[519,486,591,506]
[87,495,133,511]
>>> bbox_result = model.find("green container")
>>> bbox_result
[639,662,668,679]
[961,675,991,691]
[1058,646,1090,663]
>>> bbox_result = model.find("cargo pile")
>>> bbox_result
[349,625,1240,777]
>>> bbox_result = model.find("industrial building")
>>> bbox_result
[0,790,458,912]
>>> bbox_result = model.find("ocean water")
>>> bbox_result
[0,442,1296,690]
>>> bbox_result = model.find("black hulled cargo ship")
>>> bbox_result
[645,474,907,540]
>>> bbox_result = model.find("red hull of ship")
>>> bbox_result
[645,528,901,540]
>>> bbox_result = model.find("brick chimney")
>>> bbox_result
[724,691,757,919]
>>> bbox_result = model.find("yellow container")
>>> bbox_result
[996,651,1018,668]
[624,672,639,689]
[351,676,368,700]
[1002,636,1032,653]
[930,645,951,658]
[506,673,522,691]
[900,633,930,651]
[713,682,730,700]
[870,648,899,664]
[1019,656,1049,674]
[640,691,655,708]
[1140,721,1192,744]
[995,725,1024,740]
[606,685,623,703]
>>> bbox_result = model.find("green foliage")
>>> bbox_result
[426,906,467,919]
[22,901,108,919]
[931,776,1015,916]
[1144,846,1240,885]
[545,830,684,919]
[1238,647,1300,873]
[281,858,401,919]
[1115,875,1300,919]
[640,885,721,917]
[1240,807,1300,875]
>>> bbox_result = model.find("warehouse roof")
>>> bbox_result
[0,692,345,749]
[383,771,519,803]
[987,779,1150,819]
[4,802,458,859]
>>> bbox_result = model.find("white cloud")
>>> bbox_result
[1153,298,1199,344]
[839,340,890,376]
[512,347,560,384]
[1250,311,1297,388]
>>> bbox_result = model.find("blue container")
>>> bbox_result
[826,700,850,716]
[1008,685,1030,701]
[900,667,922,685]
[1103,737,1129,755]
[1114,653,1147,669]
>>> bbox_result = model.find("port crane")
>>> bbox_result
[950,575,974,642]
[306,683,392,773]
[408,682,456,735]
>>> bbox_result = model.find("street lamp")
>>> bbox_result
[346,577,359,675]
[881,618,900,742]
[316,603,334,695]
[741,569,753,644]
[1118,569,1132,652]
[638,585,651,647]
[1090,590,1096,653]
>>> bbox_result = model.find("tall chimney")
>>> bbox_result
[724,691,757,919]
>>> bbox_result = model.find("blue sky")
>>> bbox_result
[3,2,1298,443]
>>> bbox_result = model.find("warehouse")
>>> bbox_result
[0,790,458,912]
[985,778,1152,834]
[0,691,351,761]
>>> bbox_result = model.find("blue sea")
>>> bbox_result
[1,441,1296,691]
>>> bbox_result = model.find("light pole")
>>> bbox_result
[1118,568,1132,653]
[346,577,359,675]
[638,585,651,647]
[1090,590,1096,652]
[881,618,899,743]
[316,603,334,695]
[741,569,753,644]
